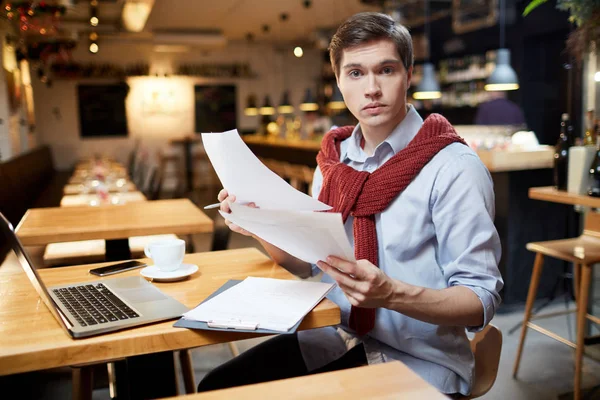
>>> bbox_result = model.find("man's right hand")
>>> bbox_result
[218,189,257,237]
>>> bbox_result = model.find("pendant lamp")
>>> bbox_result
[278,90,295,114]
[299,88,319,111]
[485,0,519,91]
[413,0,441,100]
[259,95,275,115]
[244,94,258,116]
[327,85,346,110]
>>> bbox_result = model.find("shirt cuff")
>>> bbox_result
[461,285,497,333]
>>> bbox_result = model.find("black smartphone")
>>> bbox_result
[89,260,147,277]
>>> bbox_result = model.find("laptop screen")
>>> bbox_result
[0,212,72,334]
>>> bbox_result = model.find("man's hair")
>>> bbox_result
[329,12,413,77]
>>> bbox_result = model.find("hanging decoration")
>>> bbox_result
[2,1,67,36]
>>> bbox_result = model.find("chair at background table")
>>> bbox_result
[513,212,600,400]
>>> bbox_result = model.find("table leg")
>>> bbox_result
[71,366,93,400]
[105,239,132,261]
[112,352,178,399]
[184,141,193,193]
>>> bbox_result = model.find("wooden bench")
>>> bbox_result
[0,146,71,260]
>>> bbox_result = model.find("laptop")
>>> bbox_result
[0,212,189,338]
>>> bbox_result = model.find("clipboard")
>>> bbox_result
[173,280,302,334]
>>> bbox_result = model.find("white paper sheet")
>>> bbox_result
[183,277,334,332]
[201,130,331,211]
[220,202,355,265]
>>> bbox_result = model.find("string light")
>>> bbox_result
[294,46,303,58]
[89,42,99,54]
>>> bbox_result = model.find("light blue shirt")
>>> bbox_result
[298,106,503,396]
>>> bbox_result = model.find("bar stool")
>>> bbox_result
[513,212,600,400]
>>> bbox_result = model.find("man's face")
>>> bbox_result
[337,39,412,133]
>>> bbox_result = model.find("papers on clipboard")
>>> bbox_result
[182,277,334,332]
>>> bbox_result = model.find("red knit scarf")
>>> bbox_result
[317,113,467,336]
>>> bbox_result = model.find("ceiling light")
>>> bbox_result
[413,63,442,100]
[595,72,600,82]
[294,46,303,58]
[122,0,155,33]
[278,91,294,114]
[485,49,519,91]
[485,0,519,91]
[90,16,99,26]
[260,95,275,115]
[89,42,99,53]
[300,88,318,111]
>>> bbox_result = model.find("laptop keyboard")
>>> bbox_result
[53,283,140,327]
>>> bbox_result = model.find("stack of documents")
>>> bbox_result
[182,277,334,332]
[201,130,355,265]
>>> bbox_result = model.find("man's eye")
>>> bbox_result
[349,70,362,78]
[382,67,394,74]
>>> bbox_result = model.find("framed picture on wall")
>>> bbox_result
[452,0,498,34]
[77,83,129,138]
[194,85,237,133]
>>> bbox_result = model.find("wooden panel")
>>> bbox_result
[165,362,447,400]
[15,199,213,245]
[0,248,340,375]
[529,186,600,209]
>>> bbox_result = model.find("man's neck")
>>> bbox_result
[361,106,409,156]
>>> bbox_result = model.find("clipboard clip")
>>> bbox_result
[207,319,258,330]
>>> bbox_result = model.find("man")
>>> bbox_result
[199,12,502,397]
[475,91,526,126]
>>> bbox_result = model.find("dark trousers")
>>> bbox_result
[197,333,368,392]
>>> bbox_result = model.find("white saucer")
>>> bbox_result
[140,264,198,282]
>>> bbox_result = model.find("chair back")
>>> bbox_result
[583,212,600,238]
[469,324,502,398]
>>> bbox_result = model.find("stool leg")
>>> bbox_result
[573,264,581,302]
[574,264,592,400]
[513,253,544,378]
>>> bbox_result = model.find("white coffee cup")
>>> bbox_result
[144,239,186,272]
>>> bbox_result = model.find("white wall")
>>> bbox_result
[34,40,322,170]
[0,25,38,162]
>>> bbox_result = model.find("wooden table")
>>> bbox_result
[63,181,137,195]
[60,191,146,207]
[529,186,600,208]
[165,362,447,400]
[16,198,211,245]
[0,248,340,375]
[16,198,212,260]
[0,248,340,399]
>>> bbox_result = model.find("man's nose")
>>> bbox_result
[364,74,382,99]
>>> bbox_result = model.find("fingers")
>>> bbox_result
[217,189,228,202]
[220,194,236,213]
[317,261,360,289]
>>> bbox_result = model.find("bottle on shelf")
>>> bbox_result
[554,113,573,190]
[583,109,596,146]
[588,133,600,197]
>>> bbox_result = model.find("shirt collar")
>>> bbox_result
[343,104,424,162]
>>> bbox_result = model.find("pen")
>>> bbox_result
[203,203,221,210]
[207,320,258,330]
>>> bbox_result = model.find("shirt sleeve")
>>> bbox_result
[430,152,503,332]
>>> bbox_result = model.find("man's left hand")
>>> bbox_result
[316,256,398,308]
